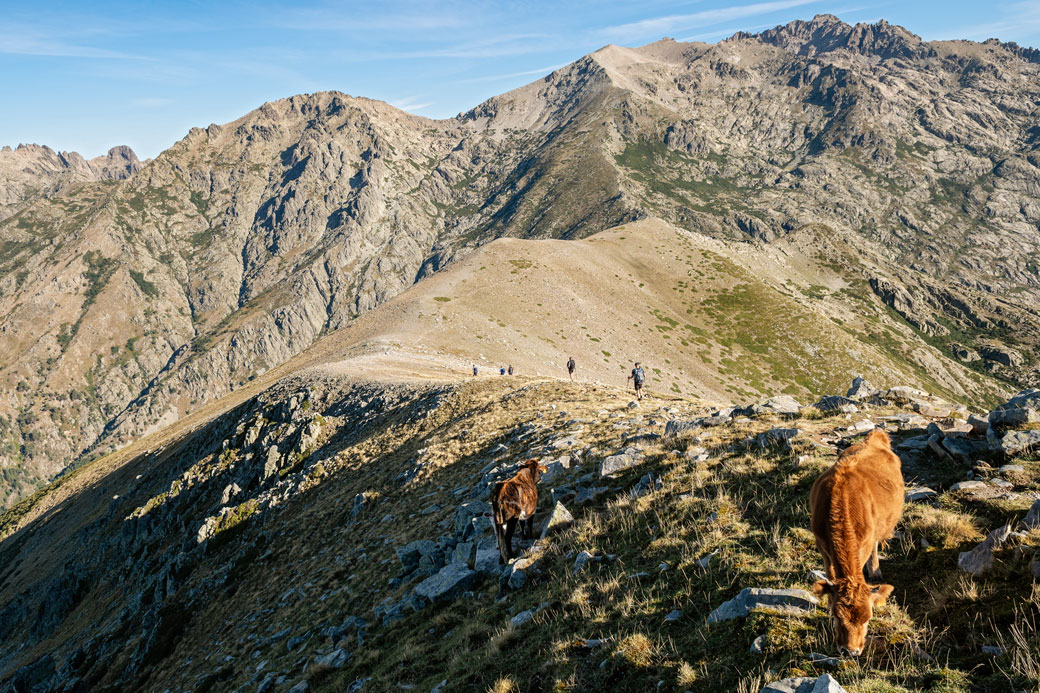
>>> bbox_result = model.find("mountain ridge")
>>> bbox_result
[1,14,1038,508]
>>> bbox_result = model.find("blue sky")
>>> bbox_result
[2,0,1038,159]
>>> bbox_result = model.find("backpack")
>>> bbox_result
[633,367,645,384]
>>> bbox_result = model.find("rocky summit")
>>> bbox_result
[1,12,1040,693]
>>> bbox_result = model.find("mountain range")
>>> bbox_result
[3,14,1040,693]
[1,13,1037,509]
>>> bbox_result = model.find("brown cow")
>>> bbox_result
[810,428,904,656]
[491,459,547,565]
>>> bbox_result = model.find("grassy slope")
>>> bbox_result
[70,379,1040,692]
[306,218,1003,407]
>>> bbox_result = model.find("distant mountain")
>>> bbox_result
[0,144,140,221]
[1,14,1039,506]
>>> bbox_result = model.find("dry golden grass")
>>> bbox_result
[615,632,657,668]
[676,660,698,686]
[902,504,984,549]
[488,677,519,693]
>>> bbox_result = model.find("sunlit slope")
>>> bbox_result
[307,218,1001,405]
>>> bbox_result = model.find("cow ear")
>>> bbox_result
[812,579,834,598]
[871,584,894,605]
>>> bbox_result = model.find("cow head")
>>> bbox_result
[812,579,893,656]
[524,458,549,481]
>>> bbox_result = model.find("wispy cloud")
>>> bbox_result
[277,6,470,33]
[458,63,568,83]
[384,33,556,60]
[132,97,174,108]
[942,1,1040,44]
[596,0,821,43]
[388,96,434,112]
[0,34,145,59]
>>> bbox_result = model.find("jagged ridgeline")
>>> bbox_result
[2,15,1040,506]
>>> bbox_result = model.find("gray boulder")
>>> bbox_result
[504,552,542,590]
[473,549,504,577]
[968,413,990,435]
[755,428,800,450]
[913,400,952,418]
[454,501,491,536]
[574,550,595,574]
[600,447,644,476]
[707,587,818,623]
[414,563,478,602]
[467,515,495,542]
[989,389,1040,428]
[998,430,1040,457]
[758,395,802,417]
[664,419,702,438]
[453,542,476,568]
[539,502,574,539]
[702,408,734,427]
[761,674,847,693]
[904,487,937,502]
[396,540,440,572]
[630,473,662,498]
[1021,499,1040,530]
[958,524,1013,575]
[884,386,929,405]
[941,436,989,463]
[313,648,350,668]
[846,420,875,435]
[846,376,876,399]
[814,396,859,413]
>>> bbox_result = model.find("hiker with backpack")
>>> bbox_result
[566,357,576,381]
[627,362,646,400]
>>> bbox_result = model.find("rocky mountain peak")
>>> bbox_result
[90,145,141,180]
[740,13,930,60]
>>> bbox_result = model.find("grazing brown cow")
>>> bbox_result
[491,459,547,564]
[810,427,904,656]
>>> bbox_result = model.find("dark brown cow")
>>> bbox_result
[491,459,547,564]
[810,428,904,656]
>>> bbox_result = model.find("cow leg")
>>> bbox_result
[866,543,882,580]
[495,521,509,565]
[503,517,518,562]
[519,516,530,540]
[818,549,835,581]
[527,517,535,540]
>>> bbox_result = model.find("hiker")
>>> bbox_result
[627,362,646,400]
[500,366,506,376]
[472,364,478,376]
[508,365,514,376]
[566,357,576,381]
